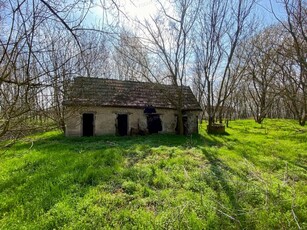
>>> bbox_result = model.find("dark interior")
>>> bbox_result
[83,113,94,136]
[144,105,156,114]
[117,114,128,136]
[147,114,162,134]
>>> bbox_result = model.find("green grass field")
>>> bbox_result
[0,119,306,229]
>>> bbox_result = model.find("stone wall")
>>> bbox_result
[186,111,199,135]
[65,106,194,137]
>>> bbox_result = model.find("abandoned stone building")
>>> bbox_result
[63,77,201,137]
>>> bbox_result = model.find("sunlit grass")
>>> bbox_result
[0,119,306,229]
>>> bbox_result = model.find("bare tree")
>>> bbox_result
[77,31,112,78]
[0,0,98,139]
[193,0,256,132]
[272,0,307,125]
[275,42,307,125]
[114,29,150,81]
[0,0,45,139]
[242,26,282,124]
[128,0,200,135]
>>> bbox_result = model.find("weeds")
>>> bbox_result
[0,119,306,229]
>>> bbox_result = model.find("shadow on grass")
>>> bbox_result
[194,132,251,228]
[200,146,247,228]
[0,134,126,225]
[1,123,306,229]
[0,131,207,225]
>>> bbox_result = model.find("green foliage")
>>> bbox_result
[0,119,306,229]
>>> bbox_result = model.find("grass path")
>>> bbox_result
[0,119,306,229]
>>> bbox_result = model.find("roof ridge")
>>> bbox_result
[74,77,191,89]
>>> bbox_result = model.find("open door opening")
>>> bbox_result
[117,114,128,136]
[147,114,162,134]
[83,113,94,136]
[144,106,162,134]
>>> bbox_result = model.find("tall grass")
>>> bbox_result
[0,119,306,229]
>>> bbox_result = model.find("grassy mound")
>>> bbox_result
[0,119,306,229]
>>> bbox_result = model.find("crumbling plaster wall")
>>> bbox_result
[64,106,180,137]
[185,111,199,135]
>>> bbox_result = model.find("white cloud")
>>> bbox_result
[89,0,159,24]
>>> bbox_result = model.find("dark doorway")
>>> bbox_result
[147,114,162,134]
[83,113,94,136]
[117,114,128,136]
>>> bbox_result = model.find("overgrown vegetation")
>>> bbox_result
[0,119,306,229]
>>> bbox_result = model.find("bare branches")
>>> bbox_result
[270,0,307,125]
[193,0,256,128]
[124,0,201,134]
[0,0,117,139]
[39,0,81,49]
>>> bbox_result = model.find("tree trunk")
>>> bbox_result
[219,114,223,124]
[255,116,263,124]
[59,118,66,133]
[177,109,184,135]
[207,81,214,131]
[299,114,306,126]
[207,115,214,133]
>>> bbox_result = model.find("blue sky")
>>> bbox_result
[88,0,287,27]
[256,0,286,25]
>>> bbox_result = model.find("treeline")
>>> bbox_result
[0,0,306,139]
[229,22,306,125]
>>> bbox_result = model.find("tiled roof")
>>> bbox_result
[63,77,201,111]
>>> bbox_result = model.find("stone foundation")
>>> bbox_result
[207,124,225,134]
